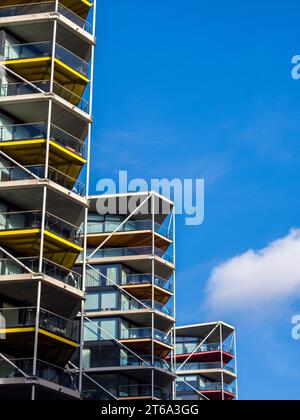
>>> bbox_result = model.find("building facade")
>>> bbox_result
[79,193,176,400]
[175,322,238,400]
[0,0,96,400]
[0,1,238,401]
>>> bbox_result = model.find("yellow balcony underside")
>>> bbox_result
[0,327,78,366]
[1,57,89,98]
[0,328,78,348]
[0,138,85,179]
[0,0,92,19]
[0,228,82,268]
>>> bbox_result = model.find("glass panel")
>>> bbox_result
[85,293,99,311]
[101,292,117,311]
[100,319,117,340]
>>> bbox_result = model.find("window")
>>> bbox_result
[101,292,117,310]
[84,318,118,342]
[85,293,99,311]
[86,265,120,288]
[85,291,118,312]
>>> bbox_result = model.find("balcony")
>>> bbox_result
[0,357,79,398]
[0,256,82,289]
[121,273,173,305]
[0,0,92,20]
[175,342,235,364]
[176,380,236,400]
[0,122,86,180]
[118,384,171,400]
[87,246,174,265]
[1,41,89,97]
[84,354,171,371]
[0,210,82,268]
[120,327,172,358]
[0,1,92,33]
[0,307,79,364]
[86,219,172,251]
[120,299,174,318]
[0,306,79,341]
[0,164,85,198]
[176,362,235,374]
[0,80,89,114]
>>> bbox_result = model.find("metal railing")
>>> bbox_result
[0,80,89,113]
[87,220,172,239]
[0,1,92,33]
[0,210,81,245]
[0,164,85,196]
[120,327,172,345]
[84,355,170,371]
[120,299,173,317]
[176,342,234,356]
[176,342,234,355]
[0,122,86,157]
[0,256,82,289]
[87,246,173,264]
[0,306,79,342]
[176,362,235,373]
[176,381,235,395]
[3,41,89,78]
[0,358,79,390]
[118,384,171,400]
[124,273,173,292]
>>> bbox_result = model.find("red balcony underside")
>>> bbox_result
[174,350,234,364]
[201,390,235,401]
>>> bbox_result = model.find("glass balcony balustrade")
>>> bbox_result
[87,219,172,240]
[3,41,89,79]
[176,381,235,395]
[0,358,79,390]
[86,246,173,264]
[176,342,234,356]
[0,80,89,113]
[176,362,235,373]
[0,164,85,197]
[0,210,81,245]
[124,273,173,292]
[0,122,86,157]
[118,384,171,400]
[83,355,171,371]
[120,327,172,346]
[121,299,173,317]
[0,2,92,34]
[0,256,82,289]
[0,306,79,342]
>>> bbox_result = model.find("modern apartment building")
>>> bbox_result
[175,322,238,400]
[80,192,177,401]
[0,0,96,400]
[0,1,238,402]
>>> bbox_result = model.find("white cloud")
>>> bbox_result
[206,229,300,317]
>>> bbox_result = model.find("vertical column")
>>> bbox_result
[151,193,155,400]
[220,323,224,401]
[233,330,239,400]
[172,206,176,400]
[79,0,97,394]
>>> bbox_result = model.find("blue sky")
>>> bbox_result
[89,0,300,400]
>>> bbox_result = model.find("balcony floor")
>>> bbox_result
[1,57,88,98]
[87,230,172,252]
[121,284,173,305]
[0,329,78,366]
[0,138,85,180]
[0,228,82,269]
